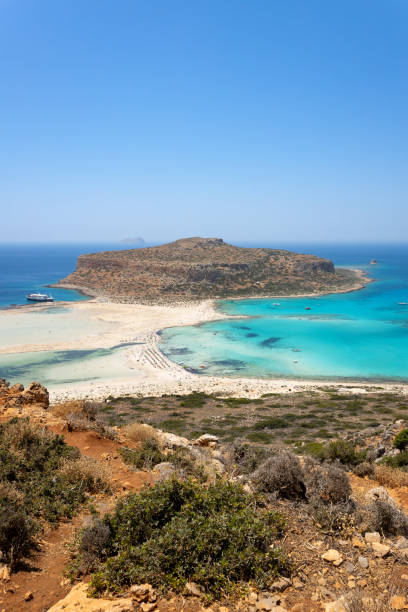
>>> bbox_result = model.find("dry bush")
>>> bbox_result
[342,586,408,611]
[79,516,111,572]
[310,498,357,535]
[51,399,87,418]
[353,461,374,478]
[52,400,99,421]
[303,457,351,504]
[124,422,158,444]
[0,482,24,506]
[374,464,408,488]
[65,414,117,440]
[342,589,392,611]
[1,418,56,458]
[58,456,111,492]
[251,451,306,499]
[366,498,408,536]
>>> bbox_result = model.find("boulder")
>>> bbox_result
[321,549,343,566]
[47,583,134,611]
[185,582,203,597]
[324,599,347,612]
[365,487,397,506]
[156,431,190,449]
[371,542,390,558]
[193,434,219,447]
[129,584,156,603]
[395,536,408,550]
[256,595,281,610]
[364,532,381,543]
[152,462,177,481]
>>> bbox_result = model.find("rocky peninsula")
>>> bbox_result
[54,237,366,303]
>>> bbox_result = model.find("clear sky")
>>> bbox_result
[1,0,407,243]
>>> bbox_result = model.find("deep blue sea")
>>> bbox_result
[0,243,138,308]
[160,243,408,382]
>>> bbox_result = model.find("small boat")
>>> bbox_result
[26,292,54,303]
[305,307,311,310]
[272,302,280,306]
[398,302,408,305]
[370,259,377,265]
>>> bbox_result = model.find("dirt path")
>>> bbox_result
[0,426,154,612]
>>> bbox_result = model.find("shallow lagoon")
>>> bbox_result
[160,246,408,382]
[0,344,138,388]
[0,306,114,350]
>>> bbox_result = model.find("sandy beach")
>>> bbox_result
[0,296,407,402]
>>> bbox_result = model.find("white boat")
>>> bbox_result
[26,292,54,303]
[398,302,408,305]
[272,302,280,306]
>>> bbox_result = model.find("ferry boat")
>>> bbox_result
[26,292,54,303]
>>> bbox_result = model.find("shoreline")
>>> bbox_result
[2,268,404,402]
[50,267,372,304]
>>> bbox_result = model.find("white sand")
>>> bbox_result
[1,298,407,402]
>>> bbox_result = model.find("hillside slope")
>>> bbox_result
[55,237,363,303]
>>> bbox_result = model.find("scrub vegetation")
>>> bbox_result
[0,417,109,569]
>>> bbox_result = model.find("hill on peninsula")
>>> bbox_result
[56,237,364,303]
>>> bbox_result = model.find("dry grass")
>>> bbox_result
[374,464,408,489]
[124,422,158,444]
[51,399,87,418]
[58,456,111,491]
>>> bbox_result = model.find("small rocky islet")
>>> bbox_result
[54,237,364,303]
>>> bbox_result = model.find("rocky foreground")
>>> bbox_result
[3,381,408,611]
[54,237,363,303]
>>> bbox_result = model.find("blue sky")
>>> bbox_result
[1,0,407,243]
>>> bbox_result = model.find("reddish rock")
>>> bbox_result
[0,379,49,413]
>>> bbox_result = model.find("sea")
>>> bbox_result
[0,242,408,385]
[0,242,134,308]
[160,243,408,383]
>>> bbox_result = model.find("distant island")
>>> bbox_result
[54,237,369,303]
[120,236,145,246]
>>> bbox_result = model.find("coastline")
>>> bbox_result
[50,267,372,304]
[0,277,407,402]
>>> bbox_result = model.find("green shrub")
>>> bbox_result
[180,392,210,408]
[84,479,287,600]
[120,441,205,481]
[303,438,366,466]
[0,487,38,570]
[120,439,167,470]
[0,417,109,567]
[253,417,287,430]
[246,431,274,443]
[393,429,408,451]
[382,451,408,468]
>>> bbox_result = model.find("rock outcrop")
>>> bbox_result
[0,379,49,413]
[47,583,135,611]
[55,237,359,303]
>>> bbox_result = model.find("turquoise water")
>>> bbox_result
[0,344,141,387]
[160,244,408,382]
